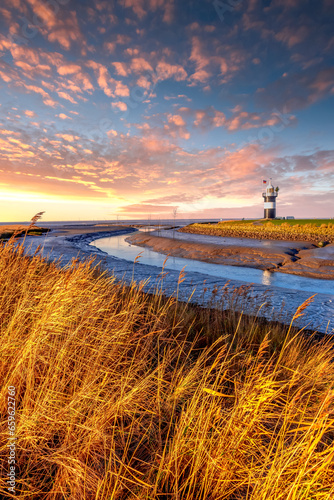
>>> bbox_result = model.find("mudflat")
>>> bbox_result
[125,231,334,279]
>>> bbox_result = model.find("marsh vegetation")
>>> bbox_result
[180,219,334,245]
[0,239,333,499]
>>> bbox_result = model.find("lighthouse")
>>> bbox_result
[262,179,279,219]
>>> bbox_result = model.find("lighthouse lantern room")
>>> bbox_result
[262,179,279,219]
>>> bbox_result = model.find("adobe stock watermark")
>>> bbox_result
[7,386,16,495]
[213,0,243,23]
[7,0,71,47]
[238,106,295,150]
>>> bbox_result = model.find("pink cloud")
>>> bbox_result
[256,67,334,112]
[119,0,174,22]
[57,91,78,104]
[104,42,116,53]
[57,113,72,120]
[41,80,56,91]
[189,36,207,72]
[24,1,86,52]
[113,79,130,97]
[86,60,113,96]
[14,61,51,77]
[125,48,139,56]
[162,0,174,23]
[136,75,151,89]
[0,130,21,136]
[112,62,129,77]
[120,0,146,19]
[156,61,187,81]
[116,34,131,45]
[130,57,153,74]
[86,61,129,97]
[24,110,37,118]
[112,101,128,111]
[168,114,186,127]
[0,7,11,22]
[107,129,118,137]
[18,82,59,107]
[0,70,12,83]
[275,25,310,48]
[57,64,82,75]
[189,106,294,133]
[189,37,245,85]
[8,44,40,66]
[190,69,211,83]
[55,134,79,142]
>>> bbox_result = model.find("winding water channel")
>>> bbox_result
[90,229,334,334]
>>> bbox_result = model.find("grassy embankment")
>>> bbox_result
[0,239,334,499]
[179,219,334,245]
[0,226,48,241]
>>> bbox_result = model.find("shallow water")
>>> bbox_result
[90,231,334,295]
[90,230,334,334]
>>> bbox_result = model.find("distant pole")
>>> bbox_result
[173,207,178,239]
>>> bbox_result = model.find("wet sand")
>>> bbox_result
[125,231,334,280]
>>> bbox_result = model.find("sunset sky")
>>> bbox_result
[0,0,333,221]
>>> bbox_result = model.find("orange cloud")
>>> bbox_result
[57,64,82,75]
[119,0,174,23]
[189,36,245,85]
[168,114,186,127]
[112,101,128,111]
[57,91,78,104]
[156,61,187,81]
[130,57,153,74]
[86,61,129,97]
[104,42,116,53]
[136,75,151,89]
[18,82,59,107]
[55,134,80,142]
[112,62,129,77]
[107,129,118,137]
[24,1,86,52]
[0,130,20,136]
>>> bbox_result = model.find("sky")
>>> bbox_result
[0,0,333,222]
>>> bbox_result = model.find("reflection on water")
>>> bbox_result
[90,232,334,295]
[262,270,273,286]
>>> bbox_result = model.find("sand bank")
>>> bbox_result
[125,232,334,280]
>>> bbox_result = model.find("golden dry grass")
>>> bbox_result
[0,239,334,499]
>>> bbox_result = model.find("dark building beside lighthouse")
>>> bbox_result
[262,179,279,218]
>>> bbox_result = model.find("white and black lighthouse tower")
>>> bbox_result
[262,179,279,219]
